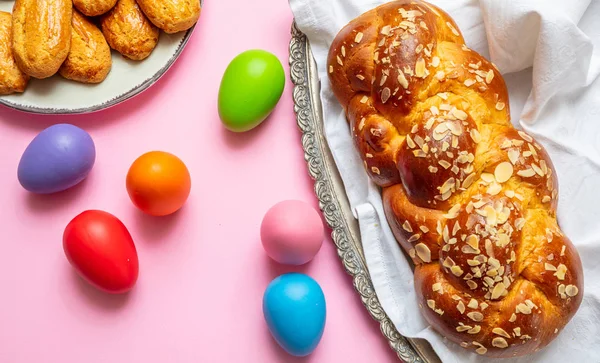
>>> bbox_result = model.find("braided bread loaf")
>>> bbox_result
[327,1,583,357]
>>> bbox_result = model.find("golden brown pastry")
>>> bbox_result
[100,0,159,61]
[328,0,583,358]
[59,10,112,84]
[0,11,28,95]
[73,0,118,16]
[136,0,200,34]
[11,0,72,79]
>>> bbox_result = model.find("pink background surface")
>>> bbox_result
[0,1,399,362]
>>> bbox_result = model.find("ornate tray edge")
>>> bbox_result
[289,21,428,363]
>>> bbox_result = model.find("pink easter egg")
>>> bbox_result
[261,200,325,265]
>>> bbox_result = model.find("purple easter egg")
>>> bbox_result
[18,124,96,194]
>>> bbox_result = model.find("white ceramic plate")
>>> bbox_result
[0,1,195,114]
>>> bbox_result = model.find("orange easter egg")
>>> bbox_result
[126,151,191,216]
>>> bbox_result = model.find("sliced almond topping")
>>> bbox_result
[337,55,343,66]
[381,25,392,35]
[554,264,567,280]
[451,265,464,277]
[517,168,536,178]
[475,346,487,355]
[457,301,466,314]
[509,313,517,322]
[468,325,481,334]
[341,46,346,57]
[492,337,509,348]
[516,303,532,315]
[355,32,364,43]
[371,167,380,175]
[513,327,521,336]
[496,102,506,111]
[494,162,514,183]
[356,74,365,81]
[443,257,455,268]
[464,79,476,87]
[515,218,525,230]
[405,134,416,149]
[381,87,391,103]
[444,204,462,219]
[467,312,484,322]
[560,245,566,256]
[415,58,426,78]
[532,163,545,176]
[360,96,369,104]
[452,109,469,121]
[397,72,409,89]
[481,173,495,183]
[432,282,443,293]
[518,131,533,142]
[408,234,421,243]
[486,70,494,84]
[508,149,520,165]
[467,299,478,309]
[491,282,506,300]
[402,220,413,233]
[415,243,432,263]
[493,328,511,339]
[409,248,416,258]
[456,324,472,332]
[446,21,460,36]
[427,299,436,309]
[544,263,557,271]
[431,56,440,67]
[439,160,452,169]
[329,65,333,74]
[565,285,579,297]
[467,280,478,289]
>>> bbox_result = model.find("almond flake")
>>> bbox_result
[467,299,478,309]
[554,264,567,280]
[360,96,368,104]
[565,285,579,297]
[408,234,421,243]
[398,72,409,89]
[451,265,464,276]
[468,325,481,334]
[337,56,343,66]
[406,134,416,149]
[467,312,484,322]
[516,303,532,315]
[457,301,466,314]
[509,313,517,322]
[415,58,426,78]
[491,282,506,300]
[492,337,508,348]
[432,282,443,293]
[446,22,460,36]
[464,79,476,87]
[402,221,413,233]
[486,70,494,84]
[493,328,511,339]
[470,129,481,143]
[355,32,364,43]
[329,65,333,74]
[452,109,468,121]
[427,299,436,309]
[381,88,391,103]
[371,167,380,175]
[544,263,557,271]
[467,280,478,289]
[517,168,536,178]
[415,243,431,263]
[496,102,506,111]
[560,245,566,256]
[381,25,392,35]
[431,56,440,67]
[494,162,514,183]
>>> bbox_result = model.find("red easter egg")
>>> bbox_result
[63,210,139,294]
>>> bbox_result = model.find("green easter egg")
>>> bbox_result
[218,50,285,132]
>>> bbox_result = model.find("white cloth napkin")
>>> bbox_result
[289,0,600,361]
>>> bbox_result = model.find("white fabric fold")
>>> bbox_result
[289,0,600,361]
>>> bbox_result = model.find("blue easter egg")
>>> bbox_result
[263,273,326,357]
[18,124,96,194]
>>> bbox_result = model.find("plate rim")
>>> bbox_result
[289,22,441,362]
[0,10,196,115]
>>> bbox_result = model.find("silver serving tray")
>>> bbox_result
[289,22,442,363]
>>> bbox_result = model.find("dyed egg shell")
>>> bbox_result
[126,151,191,216]
[218,49,285,132]
[18,124,96,194]
[261,200,324,265]
[263,273,326,357]
[63,210,139,294]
